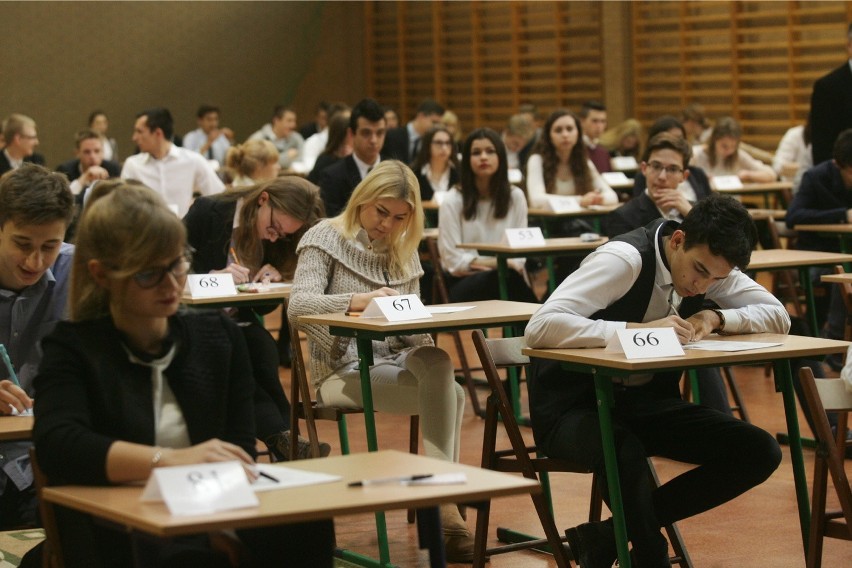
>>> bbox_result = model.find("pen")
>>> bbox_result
[344,311,362,317]
[0,345,21,388]
[258,471,279,483]
[383,270,391,287]
[348,474,433,487]
[229,246,241,266]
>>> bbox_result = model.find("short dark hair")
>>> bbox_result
[272,105,294,120]
[0,163,74,227]
[416,100,445,117]
[196,104,220,119]
[136,107,174,140]
[87,110,107,127]
[643,133,692,168]
[679,194,756,270]
[349,98,386,132]
[580,101,606,118]
[647,116,686,142]
[833,129,852,168]
[74,128,102,149]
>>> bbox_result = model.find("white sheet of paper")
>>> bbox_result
[361,294,433,322]
[602,171,632,186]
[426,306,476,314]
[606,328,685,359]
[683,340,783,352]
[545,195,582,213]
[140,461,259,516]
[611,156,639,171]
[251,463,341,493]
[186,273,238,298]
[712,175,744,190]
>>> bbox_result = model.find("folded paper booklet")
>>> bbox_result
[250,463,341,493]
[683,340,783,352]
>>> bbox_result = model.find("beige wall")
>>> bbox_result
[0,1,365,164]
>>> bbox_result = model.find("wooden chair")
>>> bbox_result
[765,216,805,319]
[29,448,65,568]
[798,367,852,568]
[831,265,852,345]
[425,236,487,417]
[471,331,692,568]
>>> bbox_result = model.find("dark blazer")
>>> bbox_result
[308,153,343,185]
[786,160,852,252]
[382,126,413,163]
[810,61,852,165]
[184,196,237,274]
[0,152,45,175]
[415,166,459,201]
[318,154,362,217]
[632,166,713,199]
[56,158,121,182]
[604,193,661,238]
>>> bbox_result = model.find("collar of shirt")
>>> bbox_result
[353,227,389,253]
[3,149,22,169]
[0,269,55,302]
[653,221,675,292]
[407,122,420,153]
[353,153,380,180]
[232,197,245,230]
[141,142,177,164]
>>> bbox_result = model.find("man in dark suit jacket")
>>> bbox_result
[382,100,444,164]
[810,23,852,165]
[56,129,121,190]
[319,98,386,216]
[0,113,44,176]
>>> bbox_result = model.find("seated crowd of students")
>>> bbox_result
[0,90,848,568]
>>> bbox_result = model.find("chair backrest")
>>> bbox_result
[425,237,450,304]
[29,448,65,568]
[833,265,852,315]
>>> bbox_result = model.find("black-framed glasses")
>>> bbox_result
[646,162,684,176]
[132,255,191,289]
[266,207,289,240]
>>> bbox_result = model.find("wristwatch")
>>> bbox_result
[711,309,726,334]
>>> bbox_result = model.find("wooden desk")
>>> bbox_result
[793,224,852,254]
[523,333,850,567]
[527,203,621,235]
[748,249,852,336]
[713,181,792,208]
[0,416,33,441]
[457,237,607,297]
[747,208,787,221]
[821,272,852,285]
[181,285,290,307]
[41,450,539,568]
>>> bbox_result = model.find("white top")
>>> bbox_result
[183,127,232,166]
[300,129,329,172]
[772,125,812,177]
[525,222,791,349]
[437,186,528,274]
[525,153,618,208]
[691,145,775,178]
[121,144,225,217]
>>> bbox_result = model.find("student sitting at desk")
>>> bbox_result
[33,182,334,568]
[287,161,474,562]
[410,125,459,201]
[526,195,790,568]
[184,176,328,461]
[525,109,618,211]
[437,128,538,304]
[0,164,74,531]
[691,117,776,183]
[224,139,281,188]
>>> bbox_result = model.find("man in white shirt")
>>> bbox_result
[182,104,234,166]
[526,195,789,568]
[121,107,224,218]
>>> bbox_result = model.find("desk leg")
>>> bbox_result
[496,257,509,302]
[800,267,819,337]
[593,374,631,568]
[773,358,810,558]
[417,505,447,568]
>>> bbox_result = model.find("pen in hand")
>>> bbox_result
[0,345,21,388]
[383,270,391,287]
[349,474,433,487]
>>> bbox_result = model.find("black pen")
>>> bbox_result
[382,270,391,287]
[348,474,433,487]
[258,471,280,483]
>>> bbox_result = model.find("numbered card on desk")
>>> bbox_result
[361,294,433,322]
[140,461,259,516]
[712,175,744,190]
[186,273,238,298]
[611,156,638,171]
[602,171,632,186]
[502,227,546,248]
[606,328,684,359]
[544,195,582,213]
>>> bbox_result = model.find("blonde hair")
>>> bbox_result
[70,182,186,321]
[225,139,279,180]
[211,176,324,280]
[599,118,644,159]
[331,160,423,276]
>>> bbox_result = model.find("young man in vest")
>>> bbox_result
[525,195,790,567]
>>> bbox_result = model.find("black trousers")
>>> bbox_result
[239,322,292,439]
[445,269,538,304]
[541,389,781,563]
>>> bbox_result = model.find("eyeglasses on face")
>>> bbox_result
[132,255,192,289]
[266,206,290,240]
[646,161,684,176]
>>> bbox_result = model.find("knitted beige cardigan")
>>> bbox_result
[288,219,431,386]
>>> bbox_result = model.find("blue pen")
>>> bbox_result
[0,344,21,388]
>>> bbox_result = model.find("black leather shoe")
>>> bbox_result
[565,519,616,568]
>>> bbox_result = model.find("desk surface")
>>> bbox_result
[456,236,607,254]
[181,285,291,305]
[527,204,620,217]
[821,273,852,284]
[748,249,852,270]
[713,181,792,193]
[748,208,787,221]
[523,333,850,372]
[794,224,852,233]
[298,300,538,335]
[41,450,538,538]
[0,416,33,441]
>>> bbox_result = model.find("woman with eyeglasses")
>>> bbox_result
[287,161,475,562]
[184,176,328,461]
[410,125,460,201]
[437,128,538,304]
[33,182,335,568]
[525,109,618,210]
